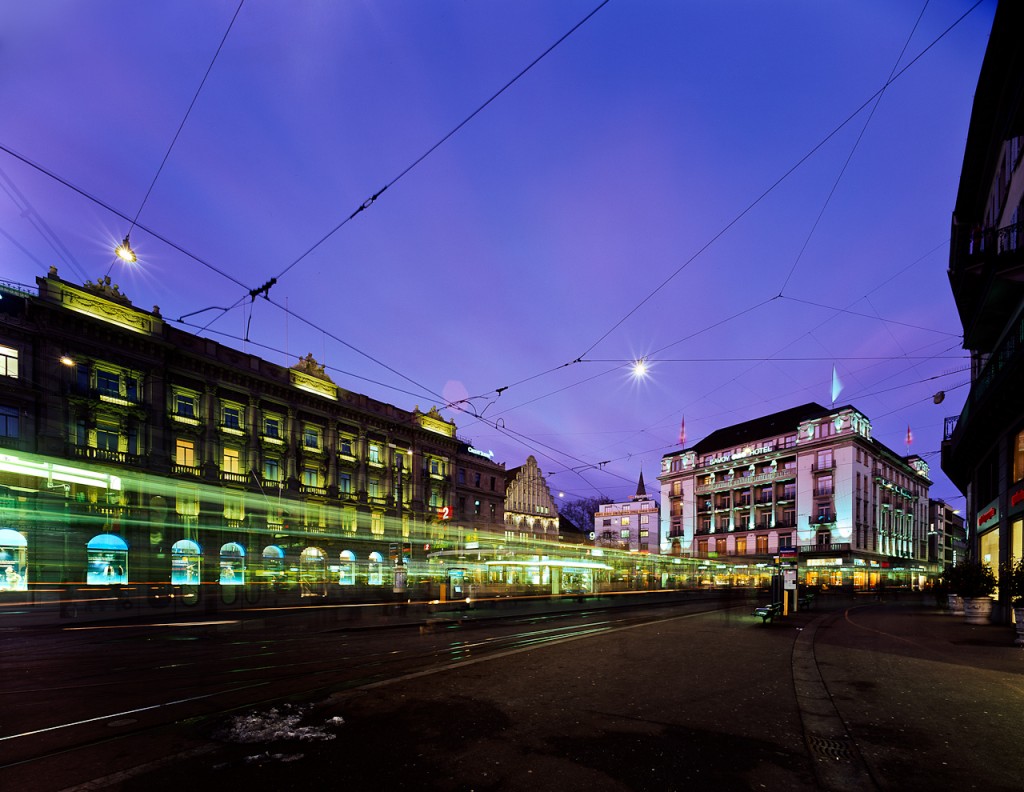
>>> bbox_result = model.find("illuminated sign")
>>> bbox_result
[977,500,999,531]
[437,505,453,521]
[706,442,774,466]
[1010,487,1024,516]
[468,447,494,459]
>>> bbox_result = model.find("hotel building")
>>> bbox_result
[659,403,932,589]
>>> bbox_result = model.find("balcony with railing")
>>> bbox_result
[72,446,141,466]
[799,542,851,554]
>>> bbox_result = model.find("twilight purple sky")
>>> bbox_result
[0,1,997,507]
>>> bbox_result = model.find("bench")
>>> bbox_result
[754,602,783,624]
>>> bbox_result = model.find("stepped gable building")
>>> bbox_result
[660,403,932,589]
[503,455,559,542]
[941,1,1024,610]
[594,471,660,553]
[0,268,505,595]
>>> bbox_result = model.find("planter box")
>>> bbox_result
[963,596,993,624]
[947,593,964,615]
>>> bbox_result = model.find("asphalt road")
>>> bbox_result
[5,596,1024,791]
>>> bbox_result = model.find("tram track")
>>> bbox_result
[3,601,721,790]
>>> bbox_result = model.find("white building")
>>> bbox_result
[594,472,660,553]
[659,403,932,589]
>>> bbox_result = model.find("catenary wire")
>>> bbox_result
[570,0,985,364]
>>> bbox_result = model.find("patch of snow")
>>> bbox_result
[217,704,344,744]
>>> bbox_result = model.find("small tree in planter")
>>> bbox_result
[948,560,996,624]
[999,557,1024,644]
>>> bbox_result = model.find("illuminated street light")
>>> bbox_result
[59,356,74,367]
[114,235,137,264]
[631,357,649,378]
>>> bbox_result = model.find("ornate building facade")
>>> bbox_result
[0,269,505,598]
[660,403,932,589]
[503,455,559,542]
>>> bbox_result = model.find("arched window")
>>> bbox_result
[86,534,128,585]
[0,528,28,592]
[171,539,202,585]
[299,547,327,597]
[339,549,356,586]
[261,545,285,582]
[219,542,245,586]
[368,551,383,586]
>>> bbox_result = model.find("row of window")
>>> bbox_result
[600,514,653,527]
[695,534,794,555]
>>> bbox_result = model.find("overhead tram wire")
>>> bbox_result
[174,317,443,406]
[107,0,246,277]
[0,143,251,292]
[186,0,613,384]
[450,1,986,418]
[569,0,986,366]
[776,295,962,337]
[0,165,91,285]
[776,0,931,296]
[262,0,612,291]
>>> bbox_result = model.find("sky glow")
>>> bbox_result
[0,1,997,505]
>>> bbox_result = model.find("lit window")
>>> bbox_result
[368,478,379,498]
[368,444,381,463]
[621,516,631,526]
[263,458,280,482]
[223,448,240,474]
[0,405,18,438]
[1014,429,1024,483]
[303,466,319,487]
[371,512,384,536]
[175,439,196,467]
[620,529,630,539]
[0,345,18,378]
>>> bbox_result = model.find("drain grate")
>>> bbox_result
[809,734,855,761]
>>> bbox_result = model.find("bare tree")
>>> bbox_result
[559,495,612,534]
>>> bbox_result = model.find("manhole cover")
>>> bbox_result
[809,734,854,761]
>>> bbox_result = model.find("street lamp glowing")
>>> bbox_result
[115,235,137,264]
[631,358,649,378]
[59,356,74,367]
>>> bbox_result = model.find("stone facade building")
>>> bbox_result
[660,403,932,589]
